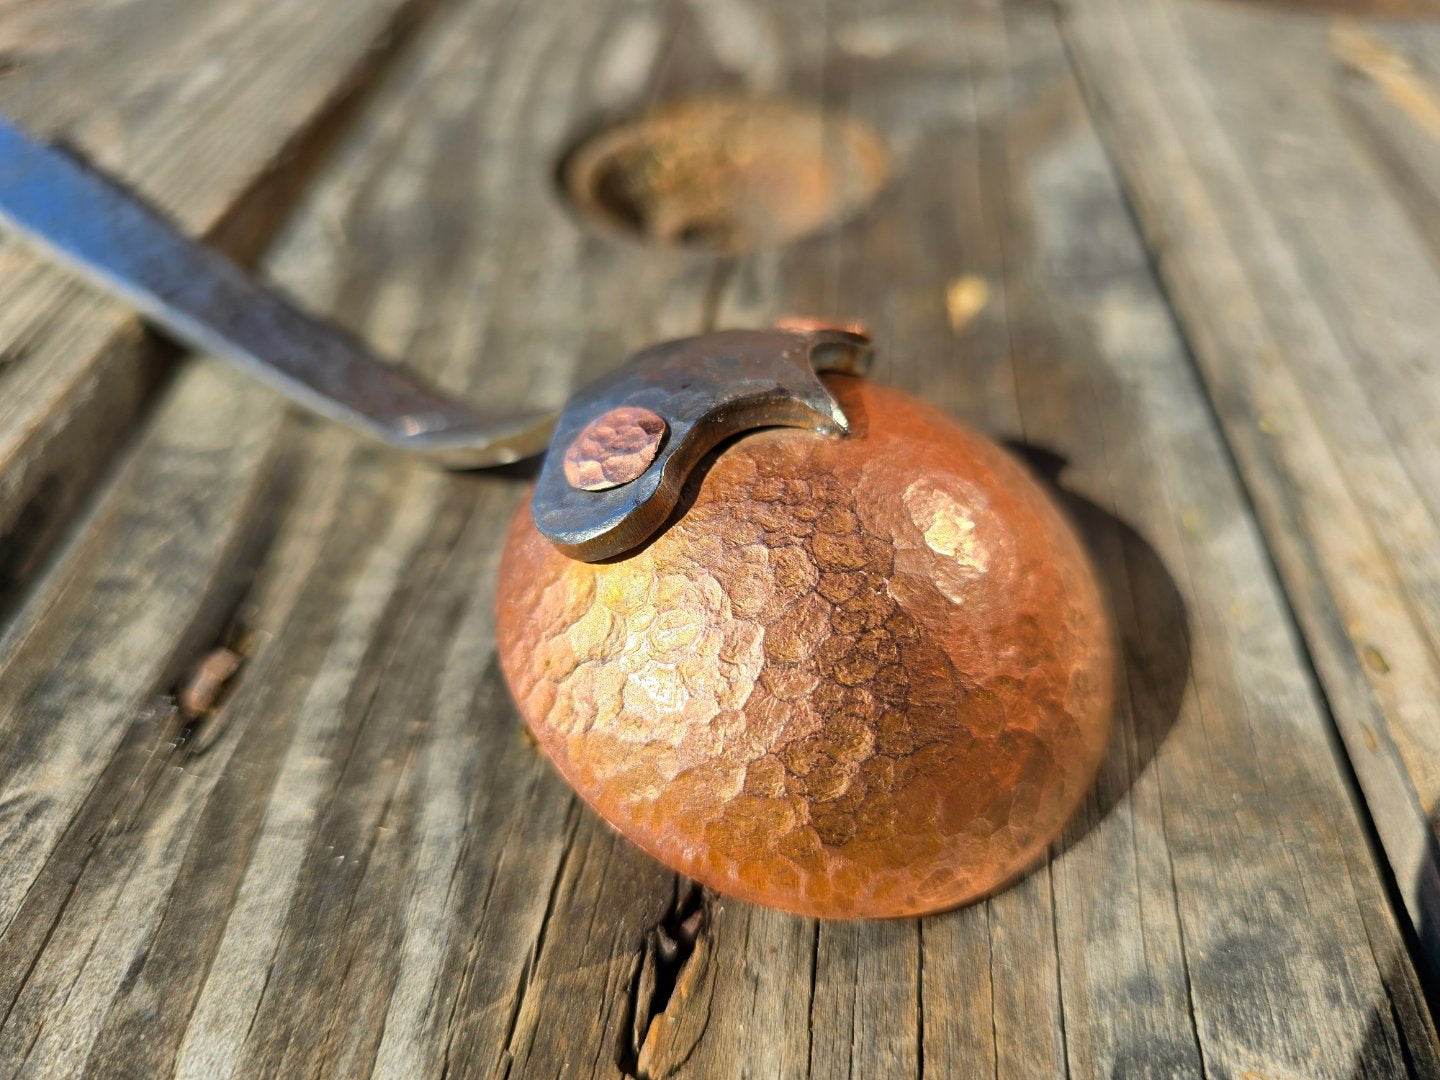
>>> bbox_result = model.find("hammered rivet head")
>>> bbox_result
[563,406,668,491]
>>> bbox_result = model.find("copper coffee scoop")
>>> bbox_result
[0,118,1114,918]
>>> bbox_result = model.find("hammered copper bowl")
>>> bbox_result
[496,375,1114,919]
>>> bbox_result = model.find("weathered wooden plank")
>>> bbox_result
[1336,25,1440,267]
[1062,0,1440,977]
[0,0,442,616]
[0,0,1436,1077]
[640,0,1440,1076]
[0,361,294,1074]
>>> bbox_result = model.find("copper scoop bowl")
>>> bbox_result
[0,118,1113,918]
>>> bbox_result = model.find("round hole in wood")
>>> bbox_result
[562,97,891,253]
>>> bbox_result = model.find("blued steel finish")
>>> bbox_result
[0,118,552,468]
[497,375,1115,919]
[532,328,872,561]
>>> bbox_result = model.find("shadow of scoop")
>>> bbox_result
[1005,441,1193,856]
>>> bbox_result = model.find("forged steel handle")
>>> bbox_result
[0,116,873,560]
[0,117,553,468]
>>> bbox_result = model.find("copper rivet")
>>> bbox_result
[774,314,871,342]
[564,406,668,491]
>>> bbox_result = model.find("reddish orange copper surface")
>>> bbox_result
[497,377,1114,919]
[773,314,871,340]
[563,405,668,491]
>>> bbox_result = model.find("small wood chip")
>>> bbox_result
[178,647,243,718]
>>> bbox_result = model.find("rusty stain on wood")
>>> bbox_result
[563,96,891,253]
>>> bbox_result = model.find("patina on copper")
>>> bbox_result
[496,375,1115,919]
[563,406,668,491]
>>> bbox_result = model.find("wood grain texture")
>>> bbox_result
[1062,0,1440,979]
[0,0,1436,1077]
[0,0,441,616]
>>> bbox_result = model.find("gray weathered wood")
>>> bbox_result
[0,0,1436,1077]
[0,0,443,616]
[1063,0,1440,977]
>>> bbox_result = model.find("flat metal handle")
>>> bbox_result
[0,117,553,467]
[0,117,877,561]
